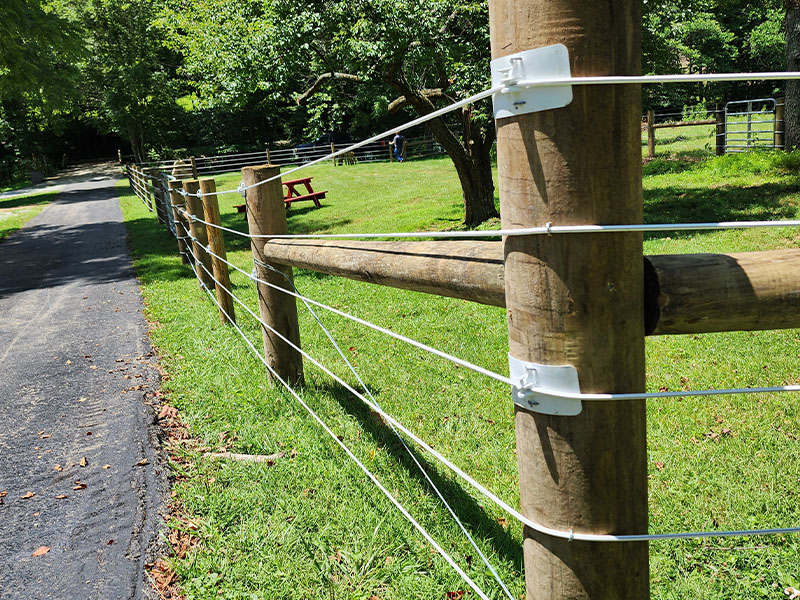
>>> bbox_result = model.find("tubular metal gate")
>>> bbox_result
[724,98,778,152]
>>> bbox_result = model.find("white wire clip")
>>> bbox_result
[491,44,573,119]
[509,355,583,416]
[237,181,247,198]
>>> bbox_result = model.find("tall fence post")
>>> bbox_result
[716,103,726,156]
[168,180,191,265]
[199,178,236,325]
[266,148,271,164]
[331,142,337,166]
[190,156,199,179]
[183,180,215,291]
[488,1,649,599]
[241,165,304,385]
[647,109,656,158]
[775,96,786,151]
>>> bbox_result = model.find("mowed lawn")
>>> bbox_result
[120,140,800,599]
[0,190,56,241]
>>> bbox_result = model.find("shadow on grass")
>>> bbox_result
[0,191,58,210]
[311,378,525,572]
[643,181,800,240]
[123,215,195,284]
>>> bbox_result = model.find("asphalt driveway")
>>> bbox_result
[0,164,165,599]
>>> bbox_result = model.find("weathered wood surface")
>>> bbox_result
[199,178,235,324]
[242,165,304,385]
[167,180,190,265]
[488,0,649,597]
[645,249,800,334]
[183,179,214,290]
[263,240,800,336]
[263,239,505,307]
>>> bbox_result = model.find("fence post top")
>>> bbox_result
[242,164,280,176]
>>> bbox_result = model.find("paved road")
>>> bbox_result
[0,166,165,599]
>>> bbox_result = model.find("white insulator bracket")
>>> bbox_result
[491,44,573,119]
[509,355,583,416]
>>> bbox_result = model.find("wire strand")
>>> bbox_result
[256,259,515,600]
[183,237,800,543]
[183,248,494,600]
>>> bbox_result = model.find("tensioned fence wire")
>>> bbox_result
[181,242,499,600]
[150,68,800,592]
[177,207,800,544]
[173,70,800,201]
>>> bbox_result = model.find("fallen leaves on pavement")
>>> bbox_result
[31,546,50,557]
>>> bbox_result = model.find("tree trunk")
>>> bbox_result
[128,122,145,163]
[786,0,800,150]
[393,83,498,226]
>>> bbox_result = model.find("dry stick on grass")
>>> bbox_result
[206,451,286,463]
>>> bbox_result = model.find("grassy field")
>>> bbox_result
[120,137,800,599]
[0,191,56,241]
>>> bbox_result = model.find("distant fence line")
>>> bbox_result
[131,134,445,179]
[643,97,785,158]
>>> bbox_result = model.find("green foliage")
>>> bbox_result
[643,0,785,109]
[75,0,182,161]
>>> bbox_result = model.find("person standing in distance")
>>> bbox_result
[391,132,405,162]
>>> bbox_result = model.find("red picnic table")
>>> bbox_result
[235,176,327,212]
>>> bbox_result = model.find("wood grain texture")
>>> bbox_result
[242,165,304,385]
[488,0,649,598]
[262,239,800,337]
[183,179,215,291]
[263,240,506,307]
[645,249,800,334]
[199,178,236,324]
[167,180,190,265]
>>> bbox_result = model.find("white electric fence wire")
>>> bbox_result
[181,84,504,199]
[183,231,800,543]
[515,71,800,88]
[182,248,494,600]
[177,212,800,402]
[184,212,800,240]
[256,259,515,600]
[172,206,514,386]
[176,69,800,200]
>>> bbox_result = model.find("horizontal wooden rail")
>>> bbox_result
[652,118,716,129]
[262,240,800,336]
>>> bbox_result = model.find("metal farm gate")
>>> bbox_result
[724,98,779,152]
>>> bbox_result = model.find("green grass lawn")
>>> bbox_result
[0,191,56,241]
[120,140,800,599]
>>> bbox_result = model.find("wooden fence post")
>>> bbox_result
[148,168,167,225]
[141,167,154,211]
[241,165,304,385]
[331,142,337,166]
[183,179,215,290]
[775,96,785,151]
[168,180,191,265]
[647,109,656,158]
[716,103,726,156]
[199,178,236,324]
[190,156,199,179]
[488,1,649,599]
[266,148,271,164]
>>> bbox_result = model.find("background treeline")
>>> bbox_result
[0,0,790,186]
